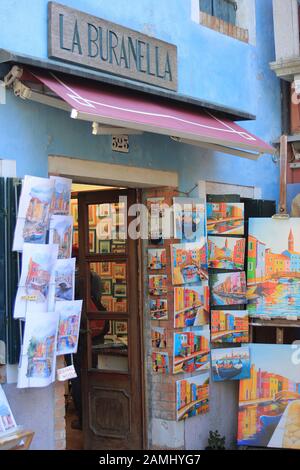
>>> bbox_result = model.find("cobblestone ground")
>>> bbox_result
[283,401,300,449]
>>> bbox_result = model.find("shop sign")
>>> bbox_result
[48,2,178,91]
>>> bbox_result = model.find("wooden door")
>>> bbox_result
[77,189,143,450]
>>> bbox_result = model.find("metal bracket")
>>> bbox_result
[4,66,31,100]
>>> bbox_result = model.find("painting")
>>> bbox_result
[148,249,167,270]
[49,215,73,259]
[52,258,75,308]
[99,240,111,254]
[70,199,78,228]
[171,240,208,286]
[115,321,128,335]
[247,218,300,319]
[96,218,112,240]
[56,300,83,356]
[113,299,127,313]
[13,176,54,251]
[98,203,111,217]
[238,344,300,449]
[150,298,168,320]
[101,296,113,312]
[147,197,166,245]
[89,229,96,253]
[151,327,167,349]
[211,310,249,344]
[210,272,247,307]
[173,197,206,242]
[174,283,209,328]
[50,176,72,216]
[176,373,209,421]
[99,262,112,277]
[207,202,244,235]
[152,352,169,374]
[113,283,127,298]
[208,236,245,270]
[17,310,59,388]
[102,279,112,296]
[14,244,58,319]
[149,275,168,296]
[0,385,17,435]
[211,346,250,382]
[173,327,210,375]
[112,263,126,280]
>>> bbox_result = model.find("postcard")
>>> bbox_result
[173,197,206,242]
[211,310,249,344]
[0,385,17,435]
[13,176,54,251]
[171,240,208,285]
[14,244,58,319]
[151,327,167,349]
[176,373,209,421]
[56,300,83,356]
[48,258,76,311]
[238,344,300,449]
[208,236,245,270]
[17,310,59,388]
[152,351,169,374]
[50,176,72,215]
[210,272,247,307]
[207,202,244,235]
[150,298,168,320]
[247,218,300,319]
[149,275,168,296]
[174,283,209,328]
[173,327,210,375]
[49,215,73,259]
[148,249,167,270]
[211,346,250,382]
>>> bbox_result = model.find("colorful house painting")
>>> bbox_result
[148,249,167,270]
[211,310,249,343]
[176,373,209,421]
[25,257,51,301]
[207,203,244,235]
[208,236,245,270]
[27,333,56,379]
[173,328,210,374]
[150,298,168,320]
[211,272,247,306]
[152,352,169,374]
[149,275,168,296]
[171,241,208,285]
[174,284,209,328]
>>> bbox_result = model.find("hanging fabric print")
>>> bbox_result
[49,215,73,259]
[0,385,17,435]
[47,258,76,312]
[13,176,55,251]
[173,197,206,242]
[17,310,59,389]
[50,176,72,215]
[14,243,58,319]
[56,300,83,356]
[247,218,300,319]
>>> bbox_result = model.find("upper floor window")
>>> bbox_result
[200,0,237,25]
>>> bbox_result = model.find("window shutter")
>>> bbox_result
[0,178,5,347]
[6,178,22,364]
[199,0,213,15]
[213,0,237,25]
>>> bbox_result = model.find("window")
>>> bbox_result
[199,0,237,25]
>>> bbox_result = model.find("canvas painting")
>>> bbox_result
[13,176,54,251]
[0,385,17,435]
[14,244,58,319]
[173,327,210,374]
[207,202,244,235]
[208,236,245,270]
[49,215,73,259]
[174,283,209,328]
[53,258,75,305]
[152,351,169,374]
[238,344,300,449]
[171,240,208,286]
[211,310,249,344]
[150,298,168,320]
[210,272,247,307]
[50,176,72,215]
[148,249,167,270]
[56,300,83,356]
[147,197,168,245]
[151,327,167,349]
[211,346,250,382]
[247,218,300,319]
[149,275,168,296]
[17,310,59,388]
[176,373,209,421]
[173,197,206,242]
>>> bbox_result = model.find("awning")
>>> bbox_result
[17,67,275,159]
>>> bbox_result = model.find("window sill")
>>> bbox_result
[199,11,249,43]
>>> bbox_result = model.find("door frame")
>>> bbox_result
[49,157,178,449]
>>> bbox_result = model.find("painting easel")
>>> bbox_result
[0,429,34,450]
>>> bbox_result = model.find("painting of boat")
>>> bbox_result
[213,359,243,380]
[211,346,250,382]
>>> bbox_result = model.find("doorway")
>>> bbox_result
[65,182,143,450]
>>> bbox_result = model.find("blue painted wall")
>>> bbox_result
[0,0,280,200]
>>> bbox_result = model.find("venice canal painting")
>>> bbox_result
[176,373,209,421]
[171,241,208,286]
[208,236,245,270]
[207,203,244,235]
[210,272,247,306]
[174,284,209,328]
[173,328,210,374]
[247,218,300,318]
[211,310,249,344]
[211,346,250,382]
[238,344,300,449]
